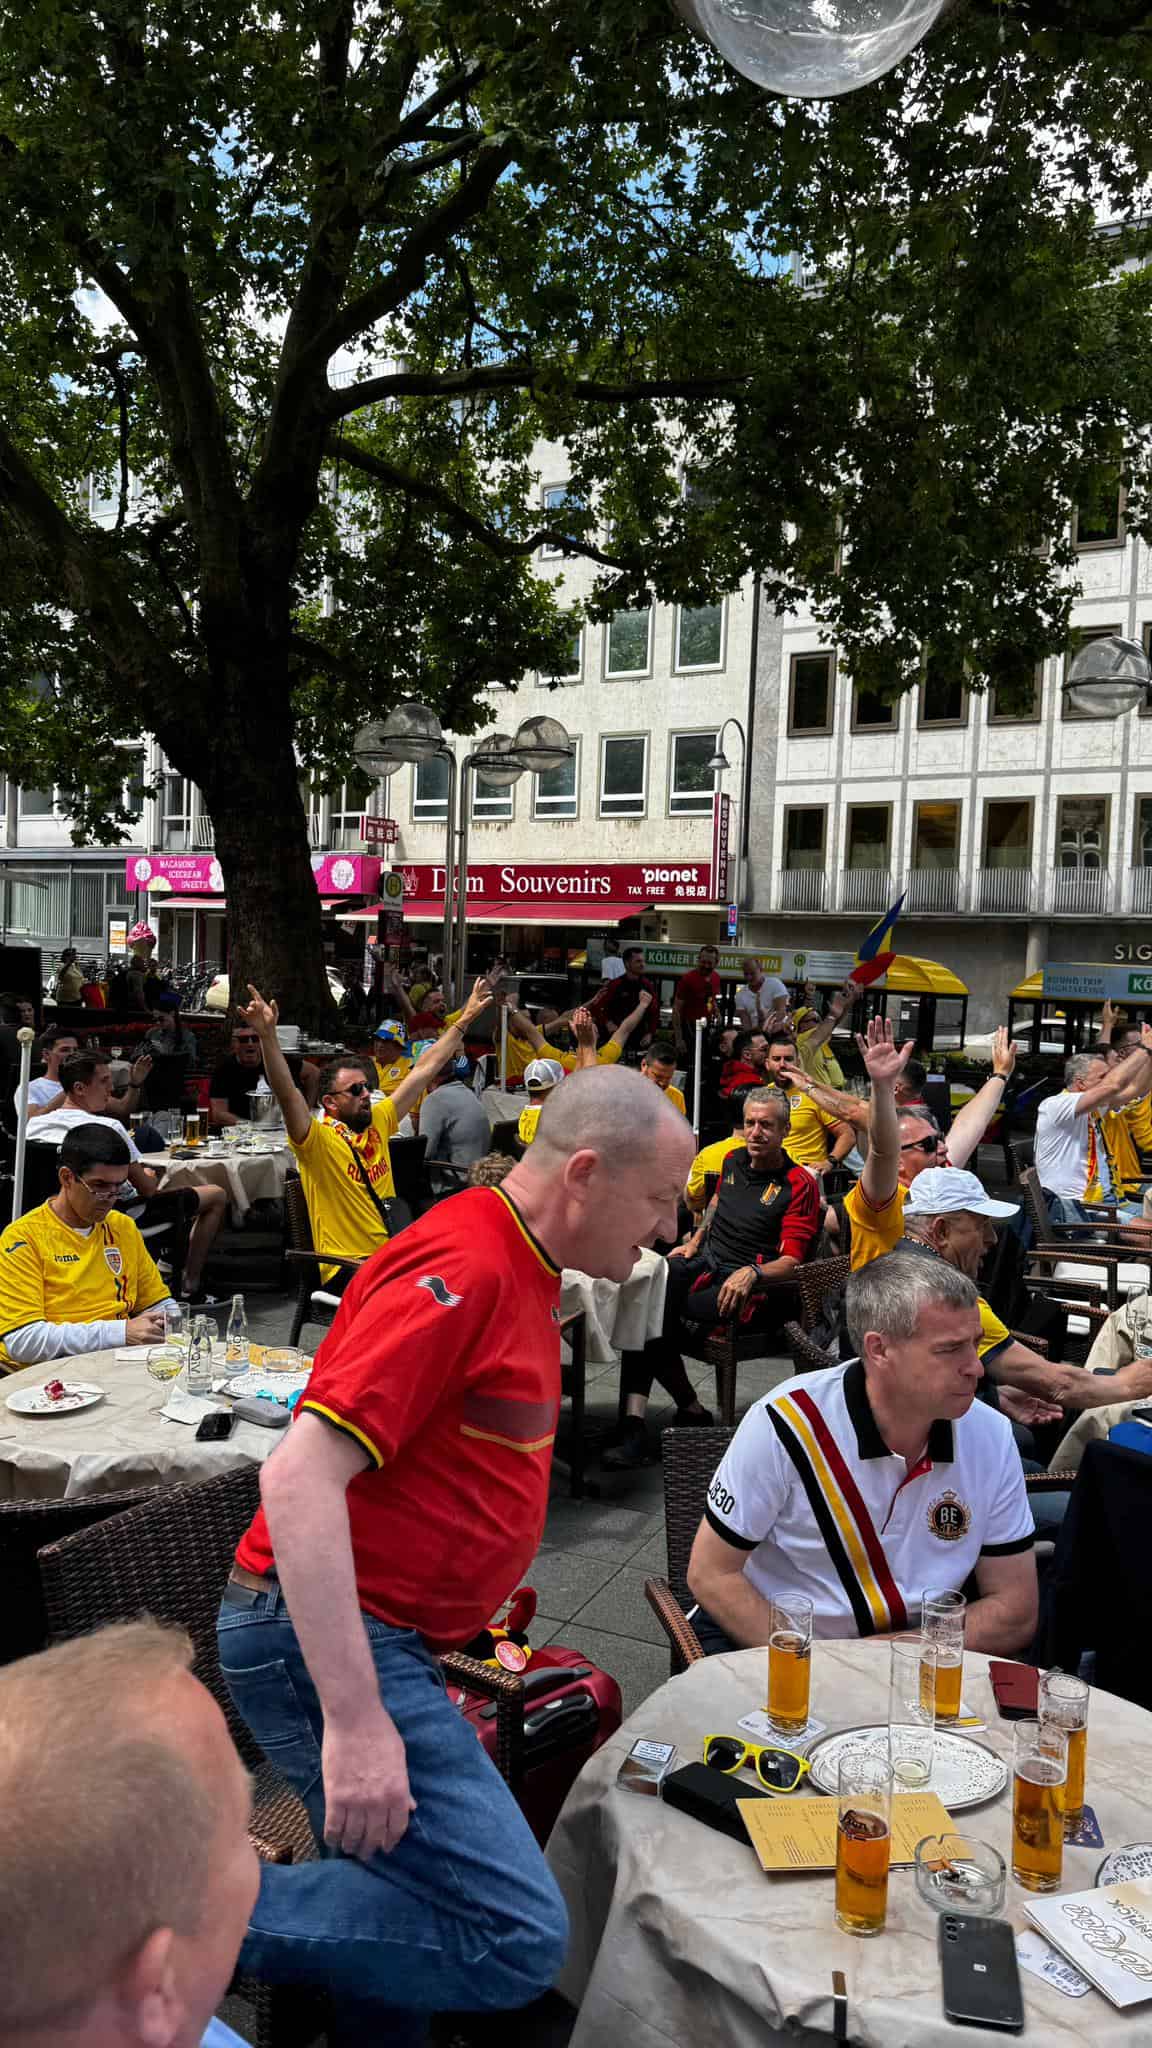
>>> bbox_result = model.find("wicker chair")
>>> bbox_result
[0,1486,158,1667]
[1021,1168,1152,1313]
[283,1169,366,1347]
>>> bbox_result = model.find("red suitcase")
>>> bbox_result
[452,1645,623,1845]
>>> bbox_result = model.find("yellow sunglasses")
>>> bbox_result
[703,1734,811,1794]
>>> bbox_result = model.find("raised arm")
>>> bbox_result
[778,1060,870,1133]
[857,1017,915,1210]
[240,986,314,1144]
[378,964,416,1027]
[1074,1028,1152,1117]
[608,989,653,1054]
[947,1026,1015,1170]
[795,978,857,1061]
[389,979,493,1121]
[507,1005,546,1054]
[571,1007,599,1071]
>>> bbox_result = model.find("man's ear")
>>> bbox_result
[860,1330,887,1371]
[121,1927,183,2048]
[561,1147,598,1195]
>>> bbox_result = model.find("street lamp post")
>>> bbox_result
[706,716,748,939]
[453,715,575,1000]
[354,707,457,1000]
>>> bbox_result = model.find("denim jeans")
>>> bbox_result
[1046,1193,1144,1226]
[217,1583,567,2039]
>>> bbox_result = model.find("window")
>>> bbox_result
[983,799,1032,869]
[120,750,147,814]
[846,804,891,868]
[539,485,586,560]
[606,607,652,678]
[913,801,961,867]
[669,731,717,816]
[988,665,1042,723]
[1072,460,1124,548]
[788,652,834,736]
[471,768,515,822]
[330,775,372,848]
[413,754,450,821]
[783,807,826,869]
[19,787,54,817]
[851,683,897,730]
[919,652,967,727]
[534,743,579,820]
[159,773,192,849]
[675,602,725,671]
[1057,796,1108,870]
[542,627,582,685]
[1133,797,1152,866]
[599,735,648,818]
[1063,624,1122,719]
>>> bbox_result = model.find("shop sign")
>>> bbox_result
[712,793,731,902]
[107,915,129,957]
[1040,965,1152,1001]
[643,944,860,982]
[125,851,382,896]
[399,861,715,905]
[360,814,399,847]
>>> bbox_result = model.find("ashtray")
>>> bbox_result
[914,1833,1005,1916]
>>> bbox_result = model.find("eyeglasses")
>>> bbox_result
[702,1734,811,1794]
[234,1035,260,1045]
[900,1133,941,1155]
[76,1178,122,1199]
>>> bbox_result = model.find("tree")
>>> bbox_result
[1,0,1152,1022]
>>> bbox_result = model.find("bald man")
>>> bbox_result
[219,1065,695,2033]
[0,1622,258,2048]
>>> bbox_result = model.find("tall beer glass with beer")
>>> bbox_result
[835,1751,893,1936]
[767,1593,813,1735]
[1012,1721,1067,1894]
[920,1588,965,1724]
[1040,1671,1089,1838]
[183,1110,201,1148]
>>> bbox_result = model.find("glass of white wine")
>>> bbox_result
[145,1345,182,1386]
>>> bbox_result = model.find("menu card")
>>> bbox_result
[1026,1883,1152,2007]
[737,1791,955,1872]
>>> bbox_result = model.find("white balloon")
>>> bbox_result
[673,0,946,99]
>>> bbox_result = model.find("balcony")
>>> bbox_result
[1124,866,1152,915]
[191,812,324,851]
[778,868,827,913]
[839,866,894,915]
[904,867,964,915]
[976,866,1033,915]
[1047,866,1113,916]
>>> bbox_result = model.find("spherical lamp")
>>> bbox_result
[510,715,575,772]
[354,702,445,771]
[469,732,527,788]
[672,0,947,99]
[1063,635,1152,721]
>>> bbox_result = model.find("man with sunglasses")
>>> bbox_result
[209,1021,319,1127]
[0,1123,176,1364]
[239,976,494,1276]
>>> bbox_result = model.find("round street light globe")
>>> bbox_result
[1064,634,1152,720]
[354,702,445,771]
[672,0,947,98]
[470,732,527,788]
[511,714,575,773]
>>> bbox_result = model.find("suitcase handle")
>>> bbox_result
[477,1664,595,1718]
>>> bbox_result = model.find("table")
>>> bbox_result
[144,1142,293,1221]
[560,1248,668,1368]
[547,1643,1152,2048]
[0,1349,292,1501]
[480,1084,530,1127]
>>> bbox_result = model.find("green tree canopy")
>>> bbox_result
[1,0,1151,1017]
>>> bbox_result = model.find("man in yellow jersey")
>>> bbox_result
[0,1123,175,1367]
[517,1059,565,1146]
[685,1089,751,1214]
[763,1031,855,1178]
[241,977,493,1275]
[640,1040,688,1117]
[503,991,652,1082]
[1107,1018,1152,1158]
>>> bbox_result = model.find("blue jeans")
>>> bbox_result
[217,1583,567,2037]
[1046,1193,1144,1226]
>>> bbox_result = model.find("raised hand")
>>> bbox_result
[991,1025,1017,1079]
[241,984,279,1036]
[637,990,654,1011]
[572,1006,596,1047]
[855,1015,914,1088]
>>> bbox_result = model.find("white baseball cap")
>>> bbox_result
[903,1167,1018,1220]
[525,1058,565,1092]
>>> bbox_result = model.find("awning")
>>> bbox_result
[1010,970,1044,1002]
[884,955,969,997]
[155,895,226,912]
[399,900,659,925]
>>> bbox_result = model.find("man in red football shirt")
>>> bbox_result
[218,1065,694,2037]
[672,943,721,1060]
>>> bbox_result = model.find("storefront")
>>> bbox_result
[124,851,385,964]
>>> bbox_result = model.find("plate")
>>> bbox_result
[6,1381,106,1416]
[807,1724,1008,1811]
[219,1369,311,1401]
[1097,1845,1152,1887]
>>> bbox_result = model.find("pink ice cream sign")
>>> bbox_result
[125,852,382,896]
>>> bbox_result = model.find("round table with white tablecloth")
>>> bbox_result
[548,1642,1152,2048]
[0,1349,301,1501]
[142,1141,293,1221]
[559,1247,668,1368]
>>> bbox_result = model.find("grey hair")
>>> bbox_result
[845,1251,978,1353]
[1065,1052,1102,1088]
[744,1086,791,1127]
[896,1104,940,1134]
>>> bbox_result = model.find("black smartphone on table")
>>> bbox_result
[195,1410,236,1441]
[939,1915,1025,2032]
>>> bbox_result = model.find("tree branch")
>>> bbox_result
[325,362,750,420]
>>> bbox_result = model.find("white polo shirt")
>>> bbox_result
[27,1106,142,1160]
[704,1360,1033,1640]
[1034,1090,1109,1202]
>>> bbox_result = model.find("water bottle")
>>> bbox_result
[186,1315,213,1395]
[226,1292,249,1367]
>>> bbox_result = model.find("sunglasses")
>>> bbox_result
[335,1081,371,1098]
[234,1034,260,1044]
[900,1133,941,1154]
[703,1734,811,1794]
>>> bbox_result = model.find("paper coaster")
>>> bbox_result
[1068,1804,1104,1849]
[736,1709,827,1751]
[1016,1931,1091,1999]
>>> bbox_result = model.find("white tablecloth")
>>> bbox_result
[480,1085,530,1127]
[145,1144,293,1219]
[548,1643,1152,2048]
[560,1248,667,1367]
[0,1349,295,1501]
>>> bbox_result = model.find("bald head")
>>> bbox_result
[504,1064,695,1282]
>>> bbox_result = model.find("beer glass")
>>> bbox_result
[1012,1721,1067,1893]
[1040,1672,1089,1838]
[921,1589,965,1724]
[183,1110,201,1148]
[835,1750,893,1935]
[767,1593,813,1734]
[889,1639,935,1789]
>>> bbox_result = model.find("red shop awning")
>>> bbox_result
[400,899,656,925]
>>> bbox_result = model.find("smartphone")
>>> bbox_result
[195,1410,236,1441]
[988,1660,1039,1720]
[939,1916,1025,2032]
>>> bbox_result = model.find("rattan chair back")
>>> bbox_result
[661,1425,735,1598]
[1019,1166,1053,1242]
[1009,1137,1035,1183]
[796,1254,850,1330]
[0,1487,157,1667]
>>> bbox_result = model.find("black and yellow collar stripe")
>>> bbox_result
[492,1187,560,1276]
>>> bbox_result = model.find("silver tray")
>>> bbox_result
[807,1723,1009,1812]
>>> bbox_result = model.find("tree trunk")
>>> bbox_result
[196,737,338,1035]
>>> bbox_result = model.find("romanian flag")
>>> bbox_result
[850,891,905,989]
